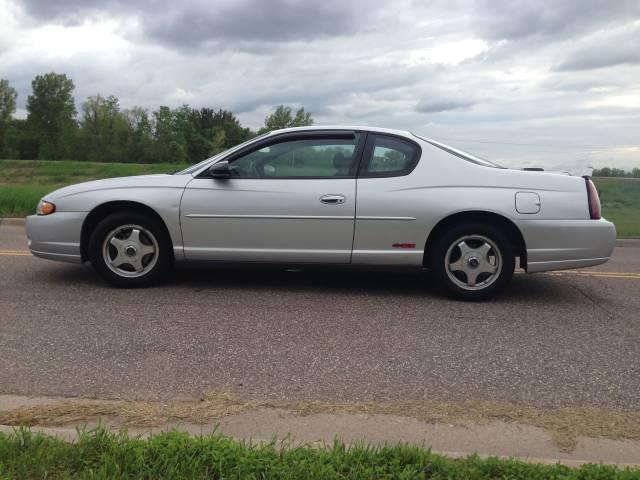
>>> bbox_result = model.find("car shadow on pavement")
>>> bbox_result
[169,265,576,304]
[40,263,579,305]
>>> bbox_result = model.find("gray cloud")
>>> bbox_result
[416,98,476,113]
[146,1,372,47]
[539,78,621,93]
[16,0,382,47]
[469,0,640,41]
[553,26,640,71]
[555,48,640,71]
[3,0,640,170]
[13,0,116,21]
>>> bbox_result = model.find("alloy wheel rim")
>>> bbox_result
[102,224,159,278]
[444,234,502,291]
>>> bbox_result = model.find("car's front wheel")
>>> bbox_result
[430,224,514,301]
[88,212,172,288]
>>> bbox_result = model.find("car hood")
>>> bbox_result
[44,174,193,201]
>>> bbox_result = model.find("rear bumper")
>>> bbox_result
[26,212,85,264]
[519,218,616,273]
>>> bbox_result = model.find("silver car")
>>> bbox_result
[26,126,616,300]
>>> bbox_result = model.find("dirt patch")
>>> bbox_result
[275,399,640,452]
[0,392,253,429]
[1,392,640,452]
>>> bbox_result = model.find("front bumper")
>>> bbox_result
[519,218,617,273]
[26,212,86,264]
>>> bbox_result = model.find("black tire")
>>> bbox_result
[88,211,173,288]
[429,223,514,301]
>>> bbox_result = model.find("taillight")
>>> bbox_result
[584,177,601,220]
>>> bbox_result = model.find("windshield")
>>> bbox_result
[413,134,504,169]
[175,132,270,175]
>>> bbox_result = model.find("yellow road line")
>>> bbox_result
[546,272,640,279]
[556,270,637,276]
[0,250,32,256]
[588,276,640,280]
[572,273,640,278]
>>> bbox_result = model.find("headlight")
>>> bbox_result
[36,200,56,216]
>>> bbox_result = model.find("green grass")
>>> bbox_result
[0,185,53,217]
[0,159,187,186]
[0,161,638,237]
[0,159,187,216]
[1,428,638,479]
[593,177,640,237]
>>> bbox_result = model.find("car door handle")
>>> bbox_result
[320,194,346,205]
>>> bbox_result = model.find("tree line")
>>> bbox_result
[592,167,640,178]
[0,73,313,164]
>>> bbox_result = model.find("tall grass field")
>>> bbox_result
[594,177,640,237]
[0,160,638,236]
[0,159,186,218]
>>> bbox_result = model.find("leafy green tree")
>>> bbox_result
[219,120,254,150]
[173,104,207,163]
[210,128,226,154]
[260,105,313,133]
[0,79,16,124]
[0,79,17,158]
[78,94,131,162]
[124,106,155,163]
[152,106,187,163]
[1,119,27,159]
[593,167,640,178]
[26,73,77,159]
[4,72,303,163]
[595,167,612,177]
[180,107,254,160]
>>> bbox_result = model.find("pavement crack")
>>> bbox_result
[568,280,614,320]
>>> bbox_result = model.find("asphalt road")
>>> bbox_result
[1,221,639,409]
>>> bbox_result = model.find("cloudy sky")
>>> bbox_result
[1,0,639,170]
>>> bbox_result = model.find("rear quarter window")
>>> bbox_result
[359,134,420,178]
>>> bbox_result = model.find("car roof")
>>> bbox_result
[267,126,504,169]
[266,125,416,138]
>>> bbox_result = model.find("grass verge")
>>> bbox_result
[0,159,186,216]
[594,177,640,237]
[2,392,640,453]
[1,427,639,479]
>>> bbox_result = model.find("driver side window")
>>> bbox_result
[229,136,359,178]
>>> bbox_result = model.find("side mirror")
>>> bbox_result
[209,160,231,179]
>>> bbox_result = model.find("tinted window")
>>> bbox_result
[229,136,359,178]
[360,135,419,177]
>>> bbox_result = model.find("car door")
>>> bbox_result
[352,133,424,266]
[180,131,364,263]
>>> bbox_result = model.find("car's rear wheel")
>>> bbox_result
[88,212,172,288]
[430,224,514,300]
